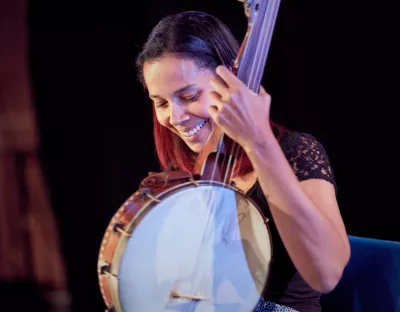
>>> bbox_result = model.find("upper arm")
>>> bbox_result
[283,132,349,244]
[300,178,349,246]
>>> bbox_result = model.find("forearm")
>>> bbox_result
[243,132,349,293]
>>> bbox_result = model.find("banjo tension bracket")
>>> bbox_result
[139,188,161,203]
[113,222,131,237]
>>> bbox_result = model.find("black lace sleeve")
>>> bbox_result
[280,132,337,190]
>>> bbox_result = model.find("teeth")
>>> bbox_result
[184,121,205,137]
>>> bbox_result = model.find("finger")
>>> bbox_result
[207,105,230,129]
[210,77,230,102]
[216,65,244,90]
[208,91,225,110]
[207,105,219,125]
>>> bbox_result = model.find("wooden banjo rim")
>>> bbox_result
[98,180,274,312]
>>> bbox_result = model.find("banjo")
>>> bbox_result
[98,0,281,310]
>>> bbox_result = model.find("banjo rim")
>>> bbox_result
[98,179,274,312]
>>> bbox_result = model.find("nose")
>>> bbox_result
[169,102,189,126]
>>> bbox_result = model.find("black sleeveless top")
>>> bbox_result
[246,131,337,312]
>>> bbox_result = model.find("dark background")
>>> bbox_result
[27,0,394,311]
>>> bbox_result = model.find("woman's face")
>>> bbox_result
[143,54,217,153]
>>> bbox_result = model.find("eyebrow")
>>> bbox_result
[149,84,197,99]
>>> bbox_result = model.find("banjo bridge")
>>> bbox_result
[169,290,209,301]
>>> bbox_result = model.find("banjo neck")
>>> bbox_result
[193,0,281,183]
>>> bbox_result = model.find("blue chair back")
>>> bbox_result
[320,235,400,312]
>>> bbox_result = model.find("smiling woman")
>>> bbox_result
[143,56,216,153]
[74,8,354,312]
[136,15,269,176]
[131,10,350,312]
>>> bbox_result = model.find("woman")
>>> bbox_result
[135,10,350,312]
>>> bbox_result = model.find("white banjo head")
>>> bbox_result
[114,183,272,312]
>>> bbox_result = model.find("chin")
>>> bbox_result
[187,142,203,153]
[181,122,213,153]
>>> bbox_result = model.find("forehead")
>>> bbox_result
[143,55,210,96]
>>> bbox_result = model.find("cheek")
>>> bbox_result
[189,96,213,118]
[155,110,170,128]
[155,109,180,136]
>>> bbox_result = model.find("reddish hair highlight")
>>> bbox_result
[152,105,285,176]
[138,11,287,176]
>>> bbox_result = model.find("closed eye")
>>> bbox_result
[181,91,201,103]
[155,101,168,108]
[153,91,201,108]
